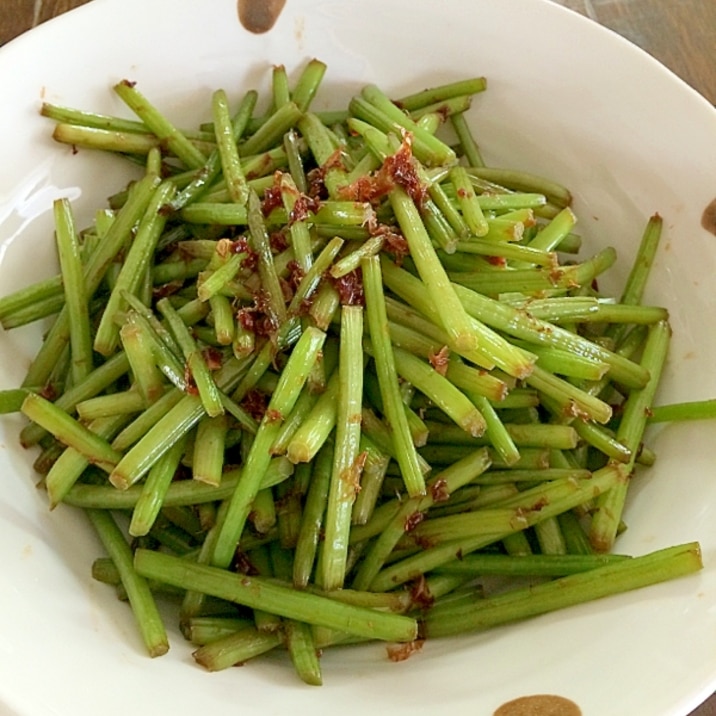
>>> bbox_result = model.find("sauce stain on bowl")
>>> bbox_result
[237,0,287,33]
[493,694,582,716]
[702,197,716,236]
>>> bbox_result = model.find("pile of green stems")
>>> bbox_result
[0,59,704,685]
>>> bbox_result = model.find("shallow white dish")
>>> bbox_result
[1,0,716,714]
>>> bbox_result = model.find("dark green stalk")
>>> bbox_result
[285,368,339,463]
[434,552,629,577]
[87,510,169,656]
[192,625,282,671]
[0,274,63,328]
[54,198,93,383]
[211,88,249,205]
[113,80,207,169]
[320,306,364,590]
[22,173,159,389]
[422,542,702,637]
[648,399,716,423]
[352,448,491,592]
[211,327,326,568]
[362,256,426,497]
[290,58,328,112]
[241,101,303,156]
[451,282,649,389]
[465,167,572,208]
[590,320,671,552]
[134,549,418,642]
[396,77,487,112]
[129,433,188,537]
[370,464,624,591]
[63,459,291,509]
[191,414,228,486]
[450,112,483,167]
[293,442,333,588]
[20,393,122,472]
[45,414,130,507]
[119,316,166,406]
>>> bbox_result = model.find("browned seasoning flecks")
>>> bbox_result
[494,694,582,716]
[701,197,716,236]
[237,0,287,33]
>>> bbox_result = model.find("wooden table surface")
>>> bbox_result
[1,1,715,715]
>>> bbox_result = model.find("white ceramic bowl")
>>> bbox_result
[1,1,716,714]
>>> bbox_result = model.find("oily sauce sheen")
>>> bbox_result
[494,694,582,716]
[237,0,287,33]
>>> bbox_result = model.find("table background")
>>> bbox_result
[1,1,715,714]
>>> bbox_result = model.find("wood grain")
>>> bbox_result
[589,0,716,104]
[0,0,91,45]
[37,0,93,25]
[0,0,36,43]
[0,1,714,715]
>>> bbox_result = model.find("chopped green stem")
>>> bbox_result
[389,188,478,353]
[134,549,418,642]
[191,414,228,486]
[129,433,188,537]
[248,190,288,328]
[351,435,390,526]
[370,464,624,591]
[157,298,224,417]
[525,364,612,424]
[621,214,663,306]
[293,442,333,588]
[45,414,130,507]
[648,399,716,423]
[41,102,149,133]
[465,167,572,208]
[0,274,64,328]
[590,320,671,552]
[434,552,629,577]
[453,239,556,267]
[211,327,326,568]
[87,510,169,656]
[450,112,484,167]
[352,448,491,591]
[449,165,488,236]
[22,173,159,389]
[396,77,487,112]
[52,124,161,154]
[120,317,166,406]
[54,198,93,383]
[113,79,207,169]
[422,542,702,637]
[286,368,339,463]
[20,352,130,447]
[291,58,328,112]
[451,282,649,389]
[381,258,534,378]
[284,620,323,686]
[320,306,364,590]
[212,89,249,205]
[526,207,577,253]
[389,345,486,437]
[241,101,303,156]
[170,90,258,210]
[63,459,291,509]
[362,256,426,497]
[179,202,249,225]
[355,85,456,166]
[449,246,616,295]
